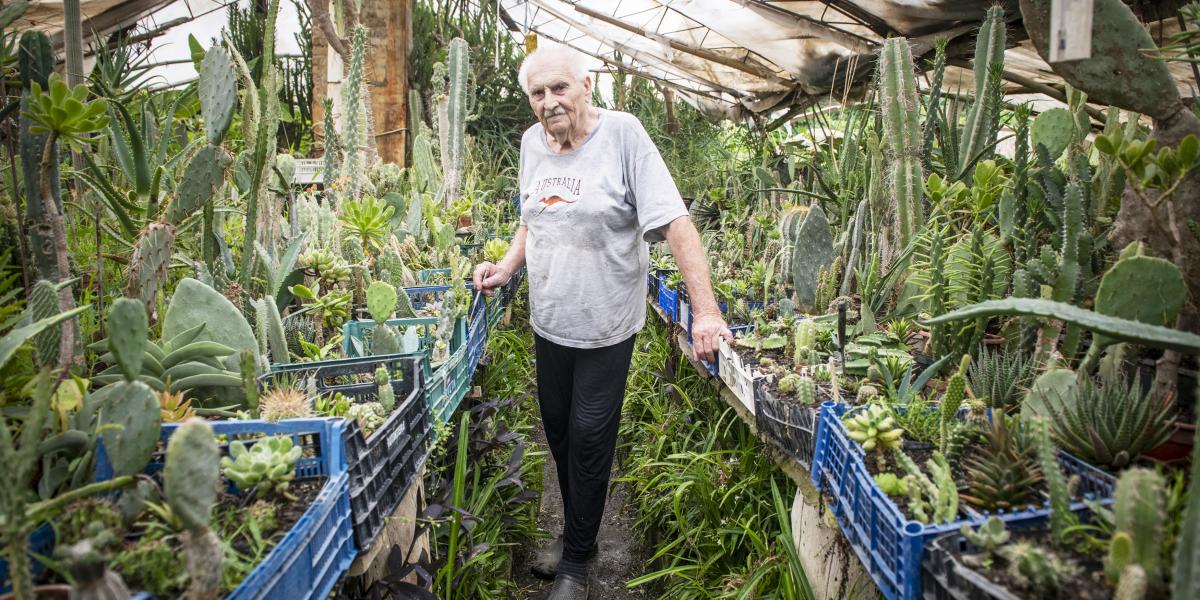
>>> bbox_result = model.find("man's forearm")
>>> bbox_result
[498,226,528,275]
[663,217,720,317]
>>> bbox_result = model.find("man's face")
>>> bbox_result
[526,64,592,139]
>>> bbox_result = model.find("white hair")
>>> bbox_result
[517,42,591,94]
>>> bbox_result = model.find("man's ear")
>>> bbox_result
[583,75,593,95]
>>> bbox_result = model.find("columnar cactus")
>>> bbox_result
[440,37,469,206]
[877,37,924,251]
[339,26,370,200]
[375,366,395,412]
[322,97,339,192]
[165,419,223,600]
[1035,418,1077,546]
[896,449,958,524]
[1173,393,1200,599]
[793,320,817,368]
[1106,468,1167,590]
[938,355,970,453]
[956,6,1006,180]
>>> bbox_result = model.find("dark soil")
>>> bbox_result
[221,478,325,556]
[952,530,1112,600]
[730,344,835,405]
[513,422,649,599]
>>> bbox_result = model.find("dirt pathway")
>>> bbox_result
[514,424,649,600]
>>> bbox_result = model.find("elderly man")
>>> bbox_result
[473,43,729,599]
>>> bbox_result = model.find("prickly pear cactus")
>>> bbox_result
[29,279,60,368]
[375,367,395,412]
[199,46,237,145]
[99,381,161,477]
[127,222,177,313]
[167,145,232,226]
[367,281,398,323]
[1030,108,1075,159]
[108,297,148,381]
[788,205,836,310]
[164,419,220,530]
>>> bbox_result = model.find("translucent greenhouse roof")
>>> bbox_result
[500,0,1200,119]
[17,0,1200,120]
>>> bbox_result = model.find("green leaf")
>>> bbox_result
[923,298,1200,354]
[0,306,91,370]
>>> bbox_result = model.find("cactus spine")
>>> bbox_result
[440,38,469,206]
[877,37,924,251]
[1106,468,1166,590]
[956,6,1006,180]
[165,419,223,600]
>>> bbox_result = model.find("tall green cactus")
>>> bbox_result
[1106,468,1167,590]
[322,96,339,191]
[938,355,970,453]
[440,37,470,206]
[921,38,948,170]
[956,6,1006,180]
[877,37,924,251]
[339,25,369,200]
[18,31,59,283]
[238,0,281,292]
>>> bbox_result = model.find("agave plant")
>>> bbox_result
[1038,373,1174,470]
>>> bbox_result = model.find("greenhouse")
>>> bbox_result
[2,0,1200,598]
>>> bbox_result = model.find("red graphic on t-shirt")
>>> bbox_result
[537,195,576,215]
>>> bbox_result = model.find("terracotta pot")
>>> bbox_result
[456,215,472,229]
[0,584,72,600]
[1145,422,1196,464]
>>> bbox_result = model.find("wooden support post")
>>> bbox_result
[313,0,410,166]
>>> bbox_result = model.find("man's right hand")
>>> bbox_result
[472,262,512,297]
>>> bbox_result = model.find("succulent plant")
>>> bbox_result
[375,367,395,412]
[778,205,835,311]
[960,517,1010,567]
[843,403,903,470]
[1173,390,1200,600]
[1081,248,1187,371]
[896,449,958,524]
[158,390,196,423]
[1034,417,1078,547]
[221,435,303,500]
[856,384,880,403]
[1034,372,1173,471]
[258,386,313,423]
[873,472,908,497]
[962,416,1042,511]
[999,542,1078,594]
[340,196,396,257]
[969,346,1036,410]
[1105,469,1167,592]
[347,402,387,435]
[877,37,924,251]
[483,238,510,264]
[778,373,816,405]
[937,355,970,454]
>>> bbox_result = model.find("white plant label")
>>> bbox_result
[1049,0,1094,62]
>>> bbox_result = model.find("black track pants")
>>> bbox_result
[534,331,636,565]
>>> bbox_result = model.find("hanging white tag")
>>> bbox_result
[1049,0,1094,62]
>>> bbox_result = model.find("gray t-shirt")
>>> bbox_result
[519,108,688,349]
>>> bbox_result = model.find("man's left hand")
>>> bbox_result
[691,313,732,363]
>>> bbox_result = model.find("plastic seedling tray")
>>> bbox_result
[717,334,764,415]
[809,402,1117,600]
[753,382,819,471]
[656,272,680,323]
[921,534,1022,600]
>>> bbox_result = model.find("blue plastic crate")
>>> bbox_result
[809,402,1117,600]
[656,273,680,322]
[98,419,356,600]
[0,524,54,594]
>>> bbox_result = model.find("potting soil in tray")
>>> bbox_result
[49,478,326,598]
[740,346,835,403]
[951,530,1111,600]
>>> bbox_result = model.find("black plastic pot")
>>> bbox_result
[922,534,1021,600]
